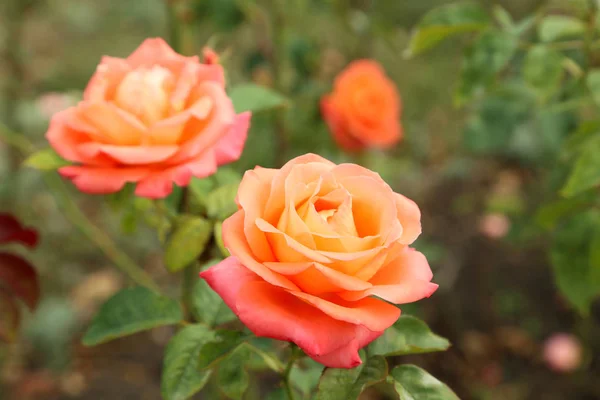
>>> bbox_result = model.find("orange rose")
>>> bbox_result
[46,38,250,198]
[321,60,402,151]
[201,154,437,368]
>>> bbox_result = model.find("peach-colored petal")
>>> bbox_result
[168,83,236,164]
[59,166,149,194]
[395,193,422,245]
[288,291,400,332]
[339,248,437,303]
[213,112,251,166]
[126,38,198,72]
[223,213,299,291]
[84,56,132,102]
[170,63,226,110]
[98,145,179,165]
[256,218,331,264]
[77,102,145,145]
[46,109,94,163]
[147,112,191,145]
[291,262,372,295]
[237,169,277,262]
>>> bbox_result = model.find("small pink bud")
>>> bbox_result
[479,213,510,239]
[543,333,582,373]
[202,47,219,65]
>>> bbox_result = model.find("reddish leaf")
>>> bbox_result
[0,213,39,248]
[0,252,40,310]
[0,288,21,343]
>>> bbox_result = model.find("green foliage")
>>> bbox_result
[561,135,600,197]
[191,259,237,327]
[369,315,450,357]
[390,365,459,400]
[550,210,600,314]
[217,346,251,400]
[523,45,564,98]
[164,216,213,272]
[161,324,215,400]
[455,29,517,105]
[290,358,325,397]
[314,353,388,400]
[24,148,70,170]
[214,222,230,257]
[229,84,288,114]
[538,15,586,42]
[406,1,489,57]
[197,330,248,370]
[586,69,600,107]
[83,287,182,346]
[206,183,239,221]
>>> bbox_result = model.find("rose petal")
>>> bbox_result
[77,102,145,146]
[59,166,149,194]
[99,145,179,165]
[290,262,372,295]
[126,38,199,73]
[311,326,382,368]
[395,193,422,245]
[84,56,132,102]
[321,96,364,152]
[47,109,95,163]
[223,213,299,291]
[288,291,400,332]
[213,112,251,166]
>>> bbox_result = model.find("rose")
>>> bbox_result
[47,38,250,198]
[201,154,437,368]
[321,60,402,152]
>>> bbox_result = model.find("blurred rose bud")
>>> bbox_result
[479,213,510,239]
[36,92,74,119]
[543,333,582,373]
[203,47,219,65]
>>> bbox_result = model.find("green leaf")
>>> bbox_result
[82,287,182,346]
[206,183,239,221]
[369,315,450,357]
[161,324,215,400]
[189,176,217,214]
[562,120,600,158]
[561,135,600,197]
[535,193,597,230]
[164,216,213,272]
[523,45,564,97]
[314,352,388,400]
[217,346,251,400]
[586,69,600,107]
[105,184,135,211]
[197,330,248,370]
[24,148,70,170]
[290,358,324,397]
[192,259,237,327]
[406,1,489,57]
[493,5,514,31]
[214,222,230,257]
[390,365,459,400]
[229,84,287,114]
[551,210,600,314]
[455,29,517,105]
[538,15,586,42]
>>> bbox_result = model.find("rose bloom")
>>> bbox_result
[321,60,402,152]
[543,333,583,373]
[201,154,437,368]
[46,38,250,198]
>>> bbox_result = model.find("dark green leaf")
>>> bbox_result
[206,183,239,221]
[82,287,182,346]
[535,192,597,230]
[191,259,237,327]
[369,315,450,357]
[105,184,135,211]
[229,84,287,114]
[217,346,251,400]
[586,69,600,107]
[562,120,600,159]
[164,216,213,272]
[189,177,216,215]
[314,352,388,400]
[390,365,459,400]
[523,45,564,97]
[538,15,585,42]
[550,210,600,314]
[197,330,248,370]
[161,324,215,400]
[455,30,517,105]
[561,135,600,197]
[24,148,70,170]
[406,1,490,57]
[290,358,324,396]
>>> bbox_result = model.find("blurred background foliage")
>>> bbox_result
[1,0,600,399]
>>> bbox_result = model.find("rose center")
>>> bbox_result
[115,65,175,126]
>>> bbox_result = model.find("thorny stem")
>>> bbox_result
[0,122,162,293]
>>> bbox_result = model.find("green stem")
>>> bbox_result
[282,344,303,400]
[0,122,161,293]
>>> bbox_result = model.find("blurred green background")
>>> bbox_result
[1,0,599,399]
